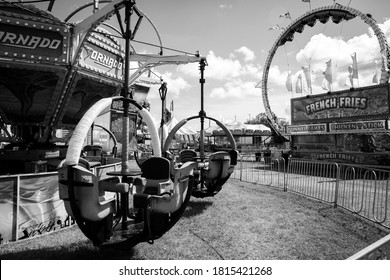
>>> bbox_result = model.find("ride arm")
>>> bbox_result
[128,55,204,85]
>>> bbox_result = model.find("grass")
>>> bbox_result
[0,180,388,260]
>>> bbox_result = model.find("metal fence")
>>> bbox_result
[231,155,390,230]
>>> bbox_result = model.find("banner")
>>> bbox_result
[291,84,390,124]
[0,174,71,244]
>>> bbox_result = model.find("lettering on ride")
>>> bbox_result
[90,50,123,70]
[0,29,61,50]
[305,97,367,115]
[20,216,75,239]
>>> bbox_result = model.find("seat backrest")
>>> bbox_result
[83,145,103,156]
[141,157,170,180]
[229,150,239,166]
[58,164,115,222]
[179,149,197,163]
[136,157,171,194]
[204,151,231,179]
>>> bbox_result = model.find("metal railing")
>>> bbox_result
[347,233,390,259]
[232,155,390,229]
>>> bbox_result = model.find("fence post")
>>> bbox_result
[334,163,340,208]
[12,175,20,241]
[239,154,243,181]
[284,155,291,192]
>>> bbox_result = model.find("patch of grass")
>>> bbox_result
[0,180,388,260]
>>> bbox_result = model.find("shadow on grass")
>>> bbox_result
[0,238,138,260]
[182,199,213,218]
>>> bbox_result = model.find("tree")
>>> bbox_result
[246,112,289,144]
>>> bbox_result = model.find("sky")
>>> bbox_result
[35,0,390,130]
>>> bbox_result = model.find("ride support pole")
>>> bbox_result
[199,59,207,159]
[121,0,135,173]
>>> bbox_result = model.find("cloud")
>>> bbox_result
[293,19,390,91]
[267,65,289,87]
[177,49,260,81]
[147,71,191,99]
[219,4,232,9]
[235,46,256,62]
[210,79,260,98]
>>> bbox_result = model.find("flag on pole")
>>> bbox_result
[170,100,174,112]
[351,52,359,79]
[323,59,333,84]
[285,71,293,92]
[302,0,311,10]
[269,25,282,31]
[279,12,291,19]
[372,60,379,84]
[345,65,354,87]
[296,74,303,94]
[381,50,389,72]
[322,78,331,91]
[302,66,312,94]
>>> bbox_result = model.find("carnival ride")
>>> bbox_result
[0,0,237,247]
[162,59,238,198]
[260,3,390,135]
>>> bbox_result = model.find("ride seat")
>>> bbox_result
[179,149,197,163]
[83,145,103,156]
[82,145,103,163]
[229,150,239,166]
[133,157,196,213]
[58,164,116,222]
[98,176,129,194]
[203,151,231,188]
[134,157,171,195]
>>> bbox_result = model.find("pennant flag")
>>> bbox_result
[269,25,282,31]
[302,66,312,93]
[346,65,354,87]
[381,50,389,72]
[285,71,293,92]
[279,12,291,19]
[170,100,174,112]
[296,74,303,94]
[351,52,359,79]
[321,78,331,91]
[372,60,379,84]
[323,59,333,84]
[372,71,379,84]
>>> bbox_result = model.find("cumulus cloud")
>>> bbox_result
[146,71,191,99]
[210,79,260,98]
[235,46,256,62]
[177,49,260,81]
[293,19,390,91]
[219,4,232,9]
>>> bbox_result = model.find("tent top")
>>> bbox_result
[166,117,197,135]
